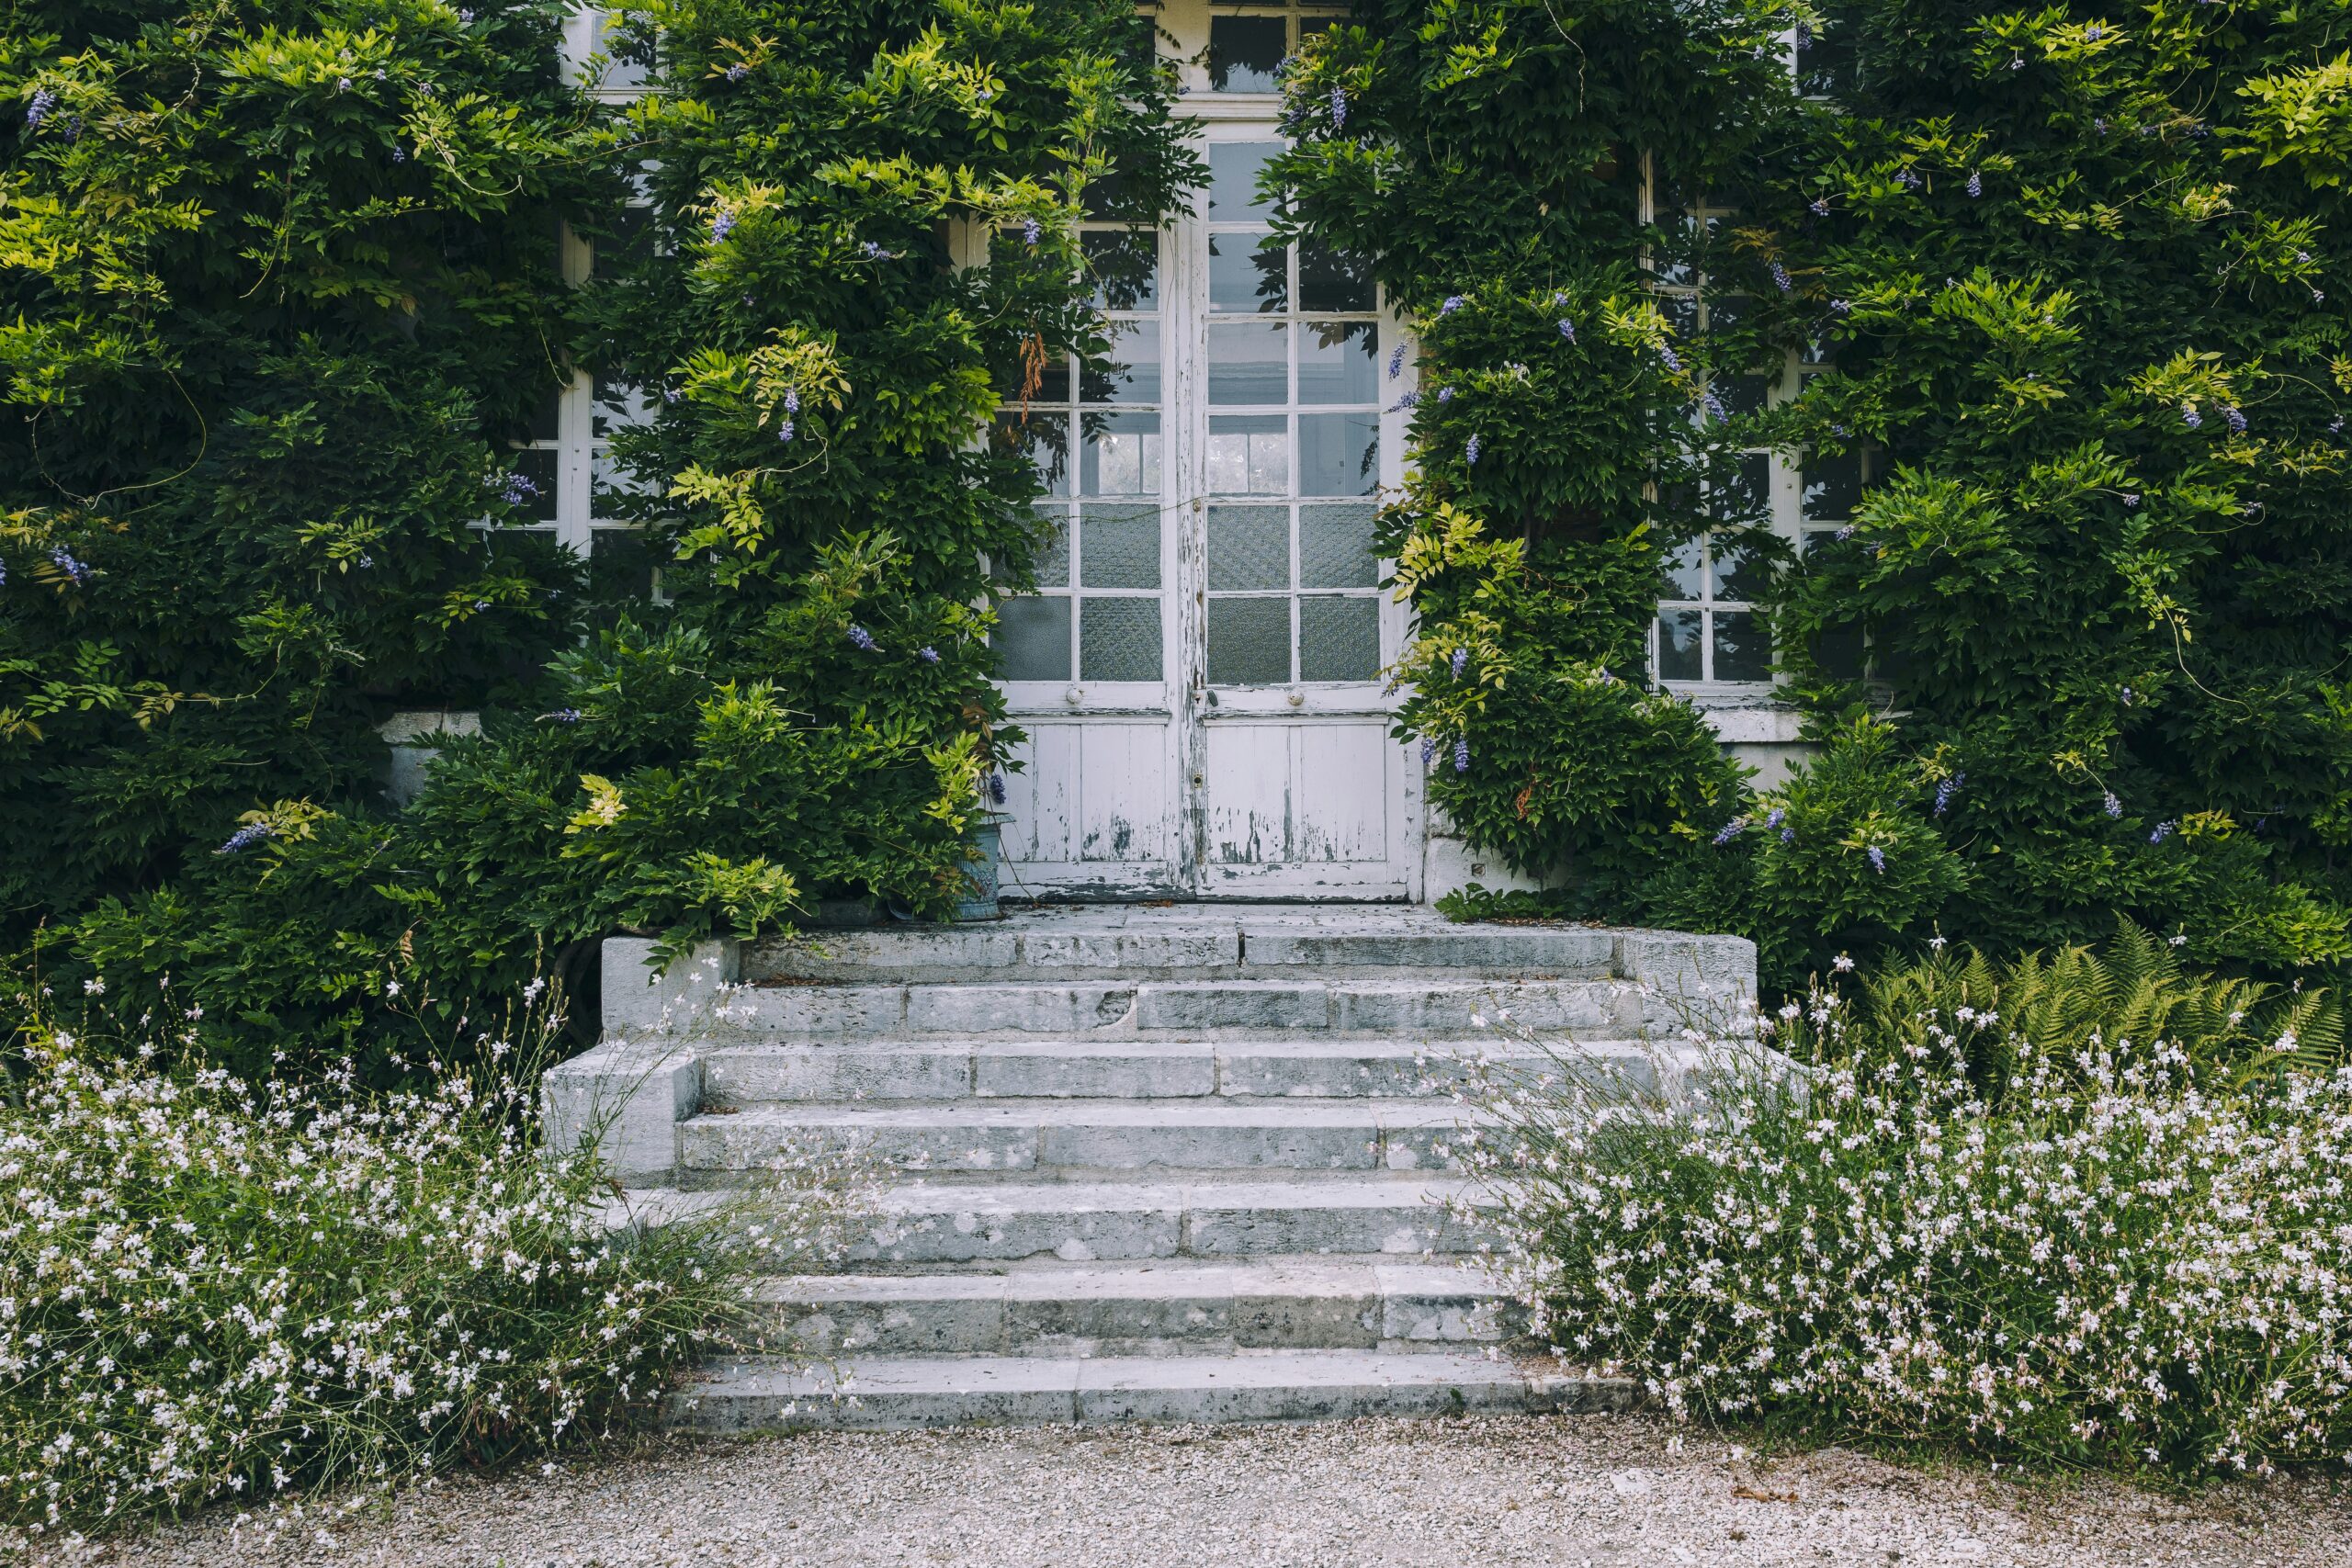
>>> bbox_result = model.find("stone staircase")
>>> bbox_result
[544,904,1755,1428]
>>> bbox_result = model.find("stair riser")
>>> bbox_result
[848,1204,1486,1265]
[682,1121,1479,1178]
[718,981,1634,1039]
[763,1289,1513,1357]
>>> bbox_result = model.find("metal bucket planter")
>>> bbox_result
[955,816,1008,920]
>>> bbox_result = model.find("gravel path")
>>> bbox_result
[29,1414,2352,1568]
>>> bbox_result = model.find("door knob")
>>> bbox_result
[1064,685,1083,705]
[1286,689,1305,707]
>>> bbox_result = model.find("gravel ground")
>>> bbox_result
[27,1414,2352,1568]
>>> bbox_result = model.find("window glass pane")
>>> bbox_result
[1710,454,1770,525]
[1029,502,1069,587]
[1653,211,1701,288]
[1298,321,1377,404]
[1081,320,1160,404]
[1299,502,1379,588]
[1661,537,1705,599]
[1207,505,1290,590]
[1657,608,1703,681]
[593,378,653,437]
[1712,609,1772,681]
[1084,230,1158,310]
[1078,503,1159,589]
[1298,243,1374,312]
[1718,373,1771,419]
[1209,232,1287,312]
[1803,451,1863,520]
[993,411,1069,496]
[994,351,1071,406]
[994,595,1072,681]
[1080,412,1161,496]
[1812,624,1867,680]
[1206,15,1286,93]
[1796,23,1857,97]
[1711,536,1770,603]
[509,447,560,522]
[529,390,562,442]
[1206,596,1292,685]
[1298,595,1379,682]
[1208,142,1283,220]
[1658,291,1700,340]
[592,448,652,515]
[587,527,653,601]
[1208,321,1287,405]
[1080,596,1162,681]
[1299,16,1339,44]
[1297,412,1377,496]
[1207,414,1289,494]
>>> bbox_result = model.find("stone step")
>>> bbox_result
[669,1350,1636,1430]
[717,977,1635,1039]
[753,1256,1513,1356]
[699,1037,1660,1102]
[680,1100,1487,1177]
[749,909,1621,985]
[849,1175,1487,1264]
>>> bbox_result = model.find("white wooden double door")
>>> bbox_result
[991,120,1421,901]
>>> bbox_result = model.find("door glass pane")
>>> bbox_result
[1207,414,1288,493]
[1208,142,1283,220]
[1298,321,1377,403]
[1299,595,1379,682]
[1209,321,1287,404]
[1657,607,1702,681]
[1084,230,1158,310]
[1712,610,1772,681]
[1028,502,1069,587]
[1080,596,1162,681]
[1207,16,1286,93]
[1081,320,1160,403]
[1298,244,1374,312]
[1297,412,1376,495]
[1299,503,1379,588]
[995,595,1071,681]
[1081,412,1161,495]
[1210,233,1287,312]
[993,412,1069,496]
[1079,503,1159,589]
[1207,505,1290,590]
[1206,596,1291,685]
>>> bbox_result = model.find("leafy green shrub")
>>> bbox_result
[1463,933,2351,1476]
[0,981,865,1538]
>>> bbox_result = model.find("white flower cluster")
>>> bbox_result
[0,1002,864,1540]
[1456,978,2352,1476]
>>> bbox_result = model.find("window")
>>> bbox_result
[1205,4,1342,95]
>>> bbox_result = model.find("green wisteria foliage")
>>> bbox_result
[1281,0,2352,984]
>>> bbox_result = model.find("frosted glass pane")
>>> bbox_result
[1081,412,1161,496]
[1298,321,1377,404]
[1029,502,1069,587]
[1657,608,1702,681]
[1299,595,1379,682]
[1080,596,1162,682]
[1207,15,1285,93]
[1080,503,1159,589]
[1300,503,1378,588]
[1207,415,1288,495]
[1081,320,1159,404]
[1208,142,1283,220]
[1712,610,1772,682]
[1297,412,1376,496]
[1206,596,1291,686]
[995,595,1071,681]
[994,411,1069,496]
[1298,244,1374,312]
[1210,232,1286,312]
[1207,506,1290,591]
[1084,230,1157,310]
[1208,322,1287,405]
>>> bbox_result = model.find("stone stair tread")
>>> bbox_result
[752,1255,1501,1303]
[689,1100,1482,1129]
[873,1174,1479,1209]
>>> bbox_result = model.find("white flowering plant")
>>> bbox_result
[1461,930,2351,1477]
[0,979,865,1540]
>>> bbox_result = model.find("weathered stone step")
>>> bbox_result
[699,1037,1661,1102]
[753,1256,1511,1356]
[850,1175,1487,1264]
[716,977,1634,1039]
[671,1350,1636,1430]
[681,1100,1487,1177]
[749,910,1620,984]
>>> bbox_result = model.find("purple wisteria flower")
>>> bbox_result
[1557,318,1577,343]
[2085,23,2105,39]
[1022,217,1042,246]
[1934,772,1963,816]
[2104,791,2123,818]
[1435,386,1453,403]
[726,62,749,81]
[1830,299,1852,314]
[1464,434,1481,466]
[337,76,352,93]
[784,389,801,413]
[987,773,1008,806]
[1702,389,1730,423]
[1453,737,1470,773]
[0,557,9,587]
[847,624,877,651]
[777,420,794,442]
[2149,819,2177,844]
[1329,86,1347,129]
[391,146,406,163]
[1657,344,1683,373]
[2224,405,2246,434]
[1809,197,1831,216]
[1765,808,1785,829]
[918,646,941,663]
[1895,169,1922,191]
[1713,817,1747,846]
[861,241,893,260]
[2181,404,2201,429]
[710,210,736,243]
[1868,844,1887,873]
[499,472,537,507]
[216,822,275,856]
[1387,344,1406,378]
[1385,391,1420,412]
[1966,170,1983,197]
[2094,117,2108,132]
[552,708,583,723]
[1419,736,1438,765]
[1439,295,1465,316]
[1770,260,1793,293]
[50,547,92,585]
[2120,491,2140,506]
[26,88,55,126]
[1781,826,1795,844]
[1449,647,1468,679]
